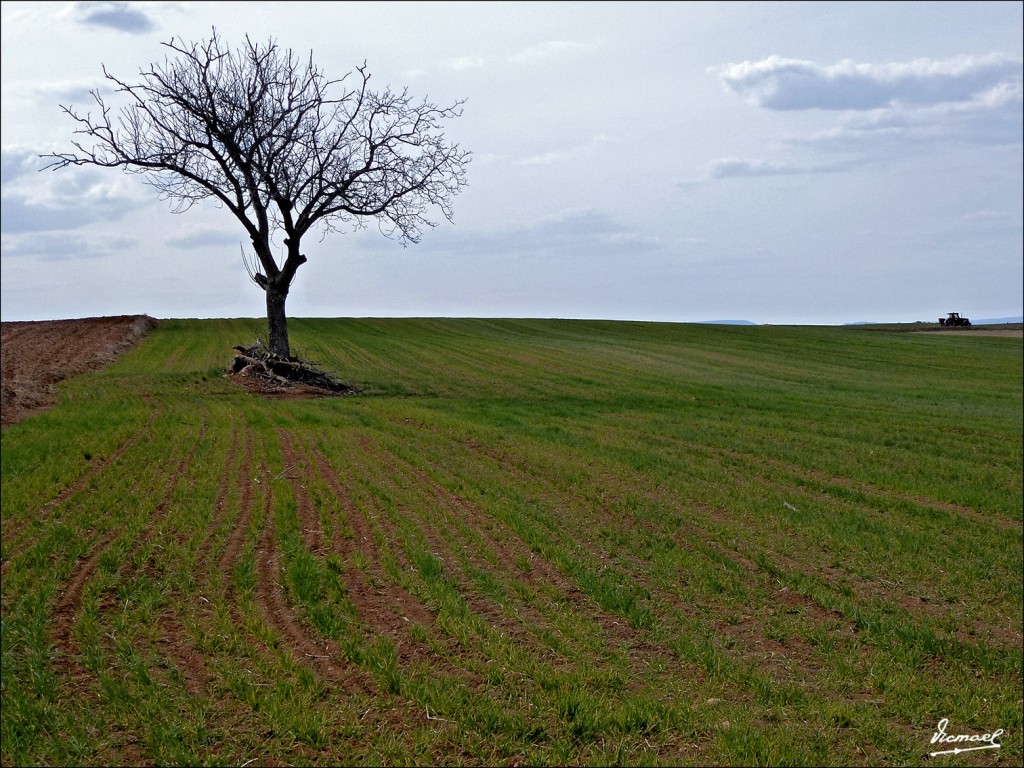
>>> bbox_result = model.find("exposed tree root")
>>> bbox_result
[229,340,360,397]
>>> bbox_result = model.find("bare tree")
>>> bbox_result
[43,29,469,358]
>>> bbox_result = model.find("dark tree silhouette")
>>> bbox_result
[43,29,469,357]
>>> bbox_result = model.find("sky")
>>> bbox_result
[1,1,1022,325]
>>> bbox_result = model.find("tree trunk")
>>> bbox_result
[253,233,305,359]
[266,283,291,358]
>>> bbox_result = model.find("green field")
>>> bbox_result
[2,318,1021,766]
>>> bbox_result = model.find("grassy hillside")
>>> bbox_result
[2,318,1021,766]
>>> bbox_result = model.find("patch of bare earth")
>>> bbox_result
[1,315,158,426]
[904,323,1023,337]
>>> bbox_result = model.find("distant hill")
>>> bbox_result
[976,316,1024,325]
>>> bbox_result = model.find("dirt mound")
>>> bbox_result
[1,315,158,426]
[228,340,360,399]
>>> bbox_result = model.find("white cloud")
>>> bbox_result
[707,157,852,179]
[509,40,590,63]
[962,209,1014,223]
[470,152,507,166]
[714,53,1022,111]
[713,53,1023,175]
[958,209,1023,230]
[446,56,485,70]
[516,135,613,166]
[790,80,1023,150]
[516,148,573,166]
[1,146,151,232]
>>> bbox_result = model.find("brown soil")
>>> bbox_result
[920,329,1023,337]
[904,323,1023,337]
[0,315,356,425]
[1,315,158,426]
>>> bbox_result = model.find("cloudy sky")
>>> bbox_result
[2,1,1022,324]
